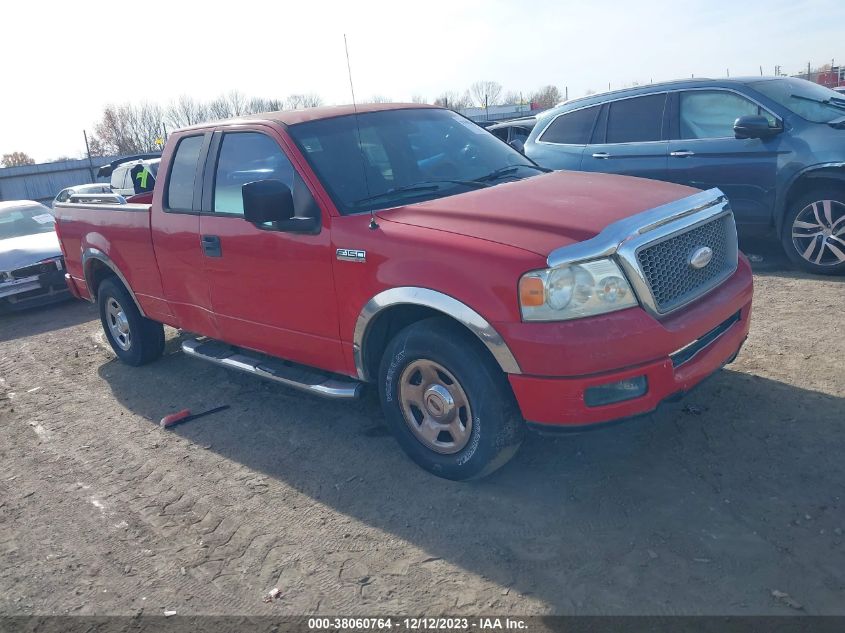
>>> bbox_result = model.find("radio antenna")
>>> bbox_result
[344,34,377,230]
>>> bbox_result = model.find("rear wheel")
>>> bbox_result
[781,188,845,274]
[378,317,524,480]
[97,277,164,366]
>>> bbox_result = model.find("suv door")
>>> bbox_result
[582,93,669,181]
[198,127,345,373]
[667,89,782,228]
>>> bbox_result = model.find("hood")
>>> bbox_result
[377,171,699,257]
[0,231,62,272]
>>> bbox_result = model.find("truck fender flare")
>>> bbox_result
[81,248,146,317]
[352,287,521,381]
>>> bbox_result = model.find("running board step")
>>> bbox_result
[181,338,363,400]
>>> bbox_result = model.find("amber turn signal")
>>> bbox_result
[519,276,545,307]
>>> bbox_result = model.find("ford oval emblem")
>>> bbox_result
[688,246,713,270]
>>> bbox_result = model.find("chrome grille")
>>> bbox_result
[636,214,735,314]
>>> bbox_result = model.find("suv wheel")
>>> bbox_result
[781,188,845,274]
[378,317,524,480]
[98,277,164,366]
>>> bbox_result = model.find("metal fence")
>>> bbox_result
[0,156,122,206]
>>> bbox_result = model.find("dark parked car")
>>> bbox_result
[487,117,536,152]
[525,77,845,274]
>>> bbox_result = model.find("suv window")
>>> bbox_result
[606,94,666,143]
[166,136,204,211]
[213,132,295,215]
[540,106,599,144]
[680,90,776,139]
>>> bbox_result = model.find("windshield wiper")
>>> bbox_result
[790,93,845,111]
[473,164,551,184]
[351,179,490,207]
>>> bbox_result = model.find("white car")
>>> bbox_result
[109,158,160,197]
[0,201,69,311]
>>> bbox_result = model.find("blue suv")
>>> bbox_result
[525,77,845,274]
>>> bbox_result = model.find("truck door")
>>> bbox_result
[198,127,345,374]
[666,89,782,229]
[150,132,220,337]
[581,93,670,181]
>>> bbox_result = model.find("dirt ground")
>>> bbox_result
[1,238,843,616]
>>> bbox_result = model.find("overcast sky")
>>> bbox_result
[3,0,843,161]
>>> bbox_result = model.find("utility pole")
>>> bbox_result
[565,86,569,101]
[83,130,96,183]
[759,65,764,76]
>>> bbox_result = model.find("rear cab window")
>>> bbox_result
[165,135,205,211]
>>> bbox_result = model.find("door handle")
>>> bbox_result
[670,150,696,158]
[592,152,612,159]
[201,234,222,258]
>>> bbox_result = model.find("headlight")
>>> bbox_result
[519,258,638,321]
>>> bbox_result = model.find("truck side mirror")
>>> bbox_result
[734,115,780,140]
[242,179,294,224]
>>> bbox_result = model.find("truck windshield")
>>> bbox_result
[288,108,541,215]
[749,78,845,123]
[0,204,55,240]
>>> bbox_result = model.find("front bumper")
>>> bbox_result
[0,261,70,310]
[505,257,753,428]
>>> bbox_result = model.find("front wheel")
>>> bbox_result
[781,188,845,274]
[98,277,164,366]
[378,317,525,480]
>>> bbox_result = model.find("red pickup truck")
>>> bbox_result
[53,104,753,480]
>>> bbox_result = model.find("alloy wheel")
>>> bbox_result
[791,199,845,267]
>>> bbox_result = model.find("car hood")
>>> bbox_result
[0,232,62,272]
[377,171,700,257]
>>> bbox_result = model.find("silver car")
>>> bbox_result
[53,183,112,208]
[0,201,69,311]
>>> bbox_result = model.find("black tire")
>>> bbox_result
[97,277,164,366]
[378,317,524,480]
[780,187,845,275]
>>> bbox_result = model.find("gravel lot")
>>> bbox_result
[1,238,843,616]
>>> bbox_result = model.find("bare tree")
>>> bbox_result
[433,90,471,111]
[91,102,166,154]
[1,151,35,167]
[410,94,427,104]
[247,97,284,113]
[502,90,524,105]
[369,95,392,103]
[469,81,503,108]
[286,93,324,109]
[529,85,562,109]
[166,95,209,129]
[206,90,250,120]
